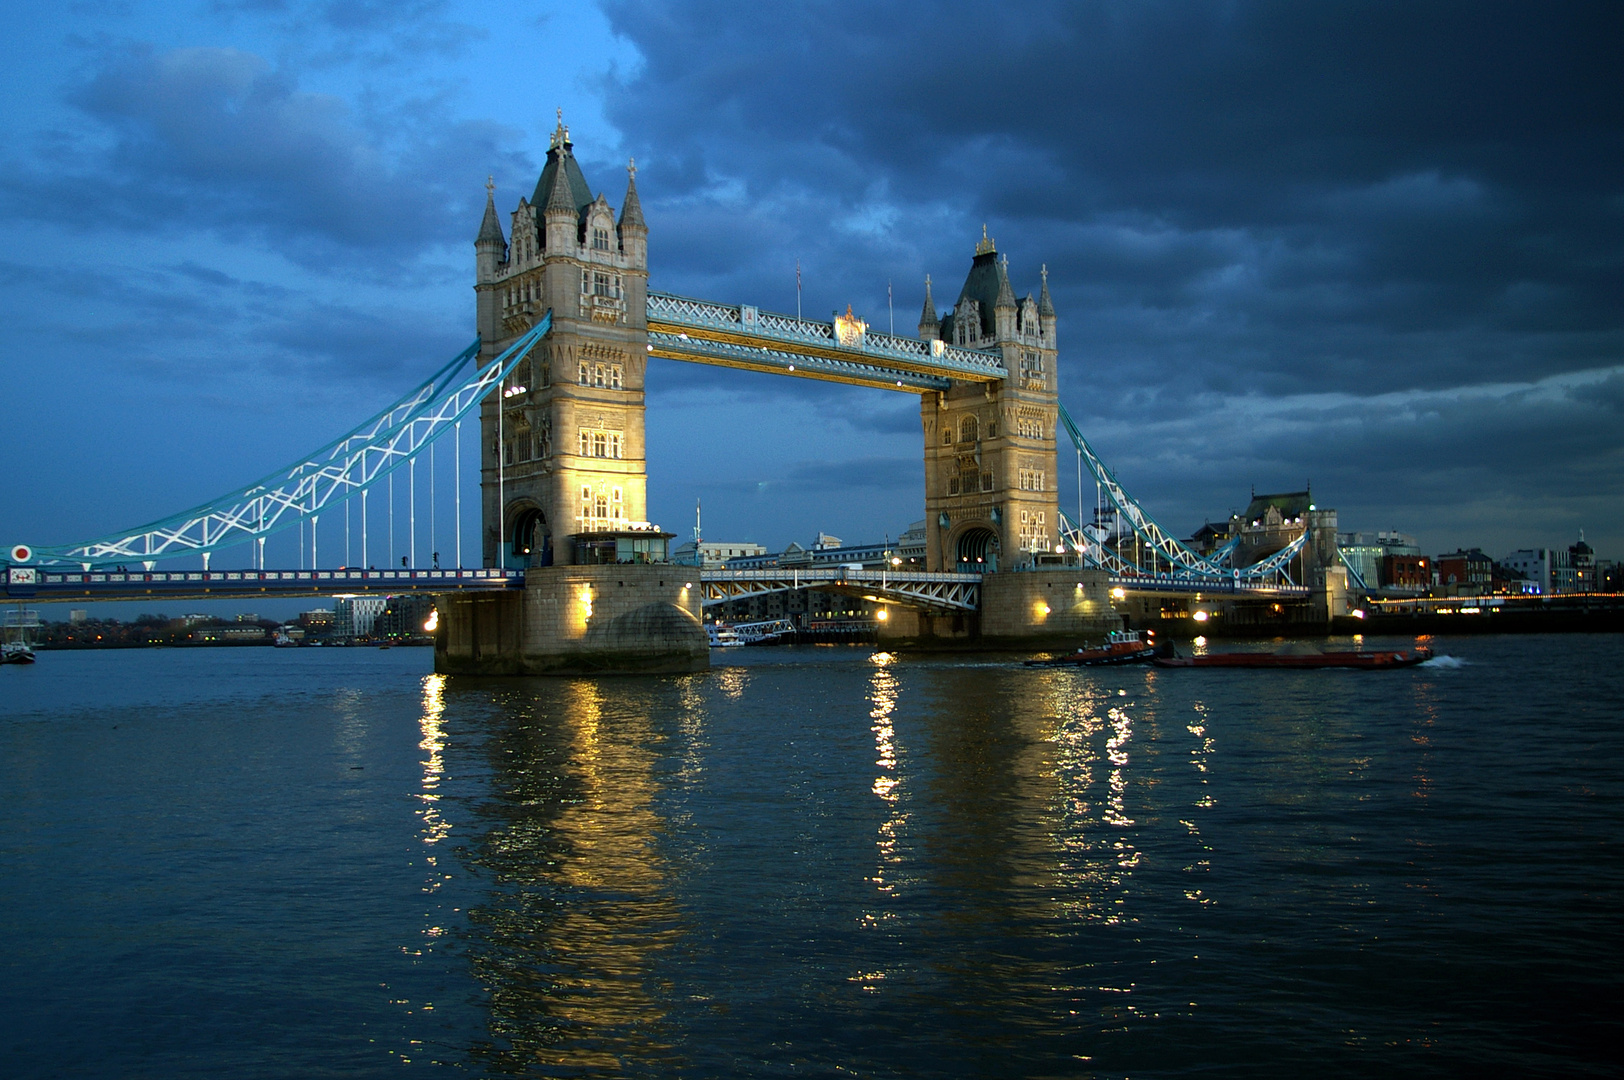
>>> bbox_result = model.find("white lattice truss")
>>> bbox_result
[647,291,1008,391]
[34,316,552,566]
[1057,404,1311,586]
[700,568,982,613]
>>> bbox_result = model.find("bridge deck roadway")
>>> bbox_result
[4,566,524,602]
[699,568,983,613]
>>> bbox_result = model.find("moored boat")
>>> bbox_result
[1025,629,1157,667]
[1152,643,1433,669]
[2,607,40,664]
[706,624,746,648]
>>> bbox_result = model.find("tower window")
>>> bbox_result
[610,365,623,389]
[592,227,610,251]
[578,362,588,385]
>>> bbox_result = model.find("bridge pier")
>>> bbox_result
[434,564,708,675]
[878,568,1120,649]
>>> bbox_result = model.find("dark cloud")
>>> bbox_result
[0,43,530,274]
[599,0,1624,395]
[598,0,1624,551]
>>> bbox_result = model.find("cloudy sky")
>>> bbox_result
[2,0,1620,573]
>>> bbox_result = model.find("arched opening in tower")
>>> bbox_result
[956,527,999,573]
[510,508,550,568]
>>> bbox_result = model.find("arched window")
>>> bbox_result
[959,415,979,443]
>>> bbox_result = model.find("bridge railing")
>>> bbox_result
[648,292,1009,381]
[6,565,523,600]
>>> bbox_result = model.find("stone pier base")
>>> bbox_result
[877,568,1122,649]
[434,564,709,675]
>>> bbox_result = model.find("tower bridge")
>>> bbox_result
[5,113,1345,671]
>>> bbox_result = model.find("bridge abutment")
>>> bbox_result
[435,565,708,675]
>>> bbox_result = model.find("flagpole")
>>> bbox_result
[888,279,894,335]
[796,259,802,320]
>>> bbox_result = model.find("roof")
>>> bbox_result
[1242,491,1311,522]
[530,144,595,222]
[942,249,1002,340]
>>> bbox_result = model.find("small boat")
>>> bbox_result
[3,607,40,665]
[1153,642,1433,670]
[1025,630,1157,667]
[706,624,746,648]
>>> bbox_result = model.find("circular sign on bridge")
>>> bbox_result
[9,544,33,563]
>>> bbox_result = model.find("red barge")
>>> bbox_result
[1152,644,1433,670]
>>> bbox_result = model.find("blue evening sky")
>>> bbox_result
[2,0,1620,600]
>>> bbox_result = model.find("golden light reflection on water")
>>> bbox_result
[467,679,685,1074]
[860,652,908,977]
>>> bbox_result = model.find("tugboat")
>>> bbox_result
[2,607,40,665]
[1024,629,1157,667]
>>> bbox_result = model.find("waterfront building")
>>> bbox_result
[1383,553,1431,593]
[669,541,768,568]
[333,595,389,638]
[1337,530,1420,589]
[376,594,437,640]
[1500,548,1571,595]
[1434,549,1494,595]
[1571,533,1596,592]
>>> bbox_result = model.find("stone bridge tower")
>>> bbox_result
[474,115,650,567]
[918,230,1060,572]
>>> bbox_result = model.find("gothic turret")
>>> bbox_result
[1038,263,1056,345]
[918,275,939,339]
[618,160,647,267]
[543,147,578,252]
[476,176,505,279]
[473,177,506,352]
[994,254,1018,340]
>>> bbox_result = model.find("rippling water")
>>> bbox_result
[2,636,1620,1077]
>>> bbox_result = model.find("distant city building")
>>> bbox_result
[1337,530,1420,589]
[1500,548,1570,595]
[376,595,437,639]
[195,624,269,644]
[1570,532,1595,592]
[669,540,768,568]
[1188,522,1232,557]
[68,609,87,624]
[1383,553,1431,592]
[333,596,389,638]
[726,523,928,572]
[298,609,335,628]
[1434,549,1494,594]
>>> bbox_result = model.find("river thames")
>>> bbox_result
[2,635,1619,1078]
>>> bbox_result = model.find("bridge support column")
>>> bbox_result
[434,564,708,675]
[878,569,1120,649]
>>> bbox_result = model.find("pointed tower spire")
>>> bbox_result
[995,253,1017,310]
[544,155,576,215]
[918,274,939,339]
[619,157,646,230]
[476,175,504,245]
[1038,263,1055,317]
